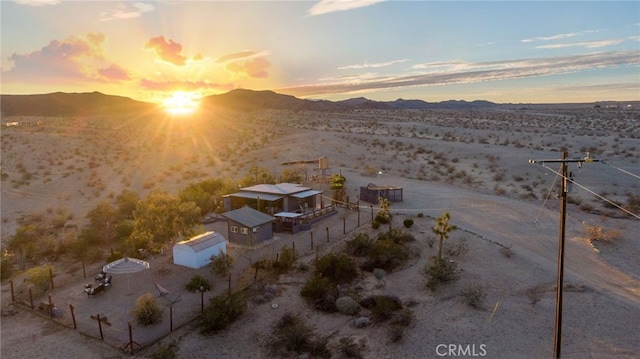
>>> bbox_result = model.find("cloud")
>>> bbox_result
[215,50,269,64]
[338,58,409,70]
[144,36,202,66]
[278,51,640,97]
[521,30,598,43]
[308,0,386,16]
[100,2,154,21]
[226,57,270,78]
[3,33,110,83]
[536,39,624,49]
[14,0,60,6]
[97,64,131,81]
[140,79,233,92]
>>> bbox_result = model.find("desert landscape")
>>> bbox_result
[1,93,639,358]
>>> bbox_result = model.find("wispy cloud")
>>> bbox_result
[226,57,271,79]
[144,36,203,66]
[100,2,154,21]
[14,0,60,6]
[308,0,385,16]
[521,30,598,43]
[215,50,270,64]
[279,51,640,97]
[338,59,409,70]
[536,39,624,49]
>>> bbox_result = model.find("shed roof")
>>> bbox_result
[176,231,225,253]
[222,207,275,227]
[290,189,322,198]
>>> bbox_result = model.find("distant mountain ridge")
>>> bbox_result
[3,88,633,117]
[0,91,156,117]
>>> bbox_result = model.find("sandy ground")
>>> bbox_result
[1,107,639,358]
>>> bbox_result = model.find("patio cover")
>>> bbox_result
[290,190,322,199]
[274,212,303,218]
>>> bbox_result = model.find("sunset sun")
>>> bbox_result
[162,91,200,115]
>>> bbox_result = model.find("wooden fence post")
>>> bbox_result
[49,267,54,290]
[48,295,54,318]
[10,280,15,303]
[326,227,329,243]
[97,314,104,340]
[70,304,77,329]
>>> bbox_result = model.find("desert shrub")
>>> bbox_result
[345,233,375,257]
[267,312,331,358]
[314,252,358,284]
[338,337,365,359]
[105,250,123,264]
[403,218,414,228]
[371,220,381,229]
[387,325,405,343]
[336,296,360,316]
[365,239,409,272]
[276,245,297,272]
[132,293,162,326]
[25,264,54,293]
[200,292,247,334]
[445,237,469,257]
[390,308,415,327]
[417,213,424,218]
[375,212,390,224]
[423,257,459,291]
[383,229,415,243]
[151,340,179,359]
[0,256,13,281]
[373,268,386,280]
[459,286,486,309]
[500,246,514,258]
[360,295,402,322]
[210,251,234,276]
[300,275,336,302]
[185,275,212,293]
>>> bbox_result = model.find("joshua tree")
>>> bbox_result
[432,212,457,260]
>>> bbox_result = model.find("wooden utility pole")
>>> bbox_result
[529,152,599,359]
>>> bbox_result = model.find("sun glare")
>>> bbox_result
[162,91,200,116]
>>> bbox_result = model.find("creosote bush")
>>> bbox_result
[267,312,331,358]
[403,218,414,228]
[336,296,360,316]
[200,292,247,334]
[459,285,486,309]
[185,275,212,293]
[132,293,162,326]
[314,252,359,284]
[423,257,459,291]
[210,251,234,276]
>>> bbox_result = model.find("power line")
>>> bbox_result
[539,163,640,220]
[601,160,640,181]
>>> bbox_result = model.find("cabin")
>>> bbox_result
[173,231,227,269]
[221,207,275,246]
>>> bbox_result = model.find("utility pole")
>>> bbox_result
[529,151,599,359]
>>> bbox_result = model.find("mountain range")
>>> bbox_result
[0,89,499,117]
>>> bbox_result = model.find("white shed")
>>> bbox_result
[173,231,227,269]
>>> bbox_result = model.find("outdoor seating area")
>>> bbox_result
[84,270,112,296]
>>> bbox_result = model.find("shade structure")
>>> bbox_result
[103,257,150,294]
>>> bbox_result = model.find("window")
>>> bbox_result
[240,227,249,235]
[230,226,238,233]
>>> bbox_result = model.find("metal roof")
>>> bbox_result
[240,183,311,195]
[274,212,303,218]
[175,231,226,253]
[290,189,322,198]
[231,191,284,201]
[222,207,275,227]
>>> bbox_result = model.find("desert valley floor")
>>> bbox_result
[1,106,639,358]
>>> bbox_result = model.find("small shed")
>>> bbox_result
[360,183,403,203]
[222,207,275,246]
[173,231,226,269]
